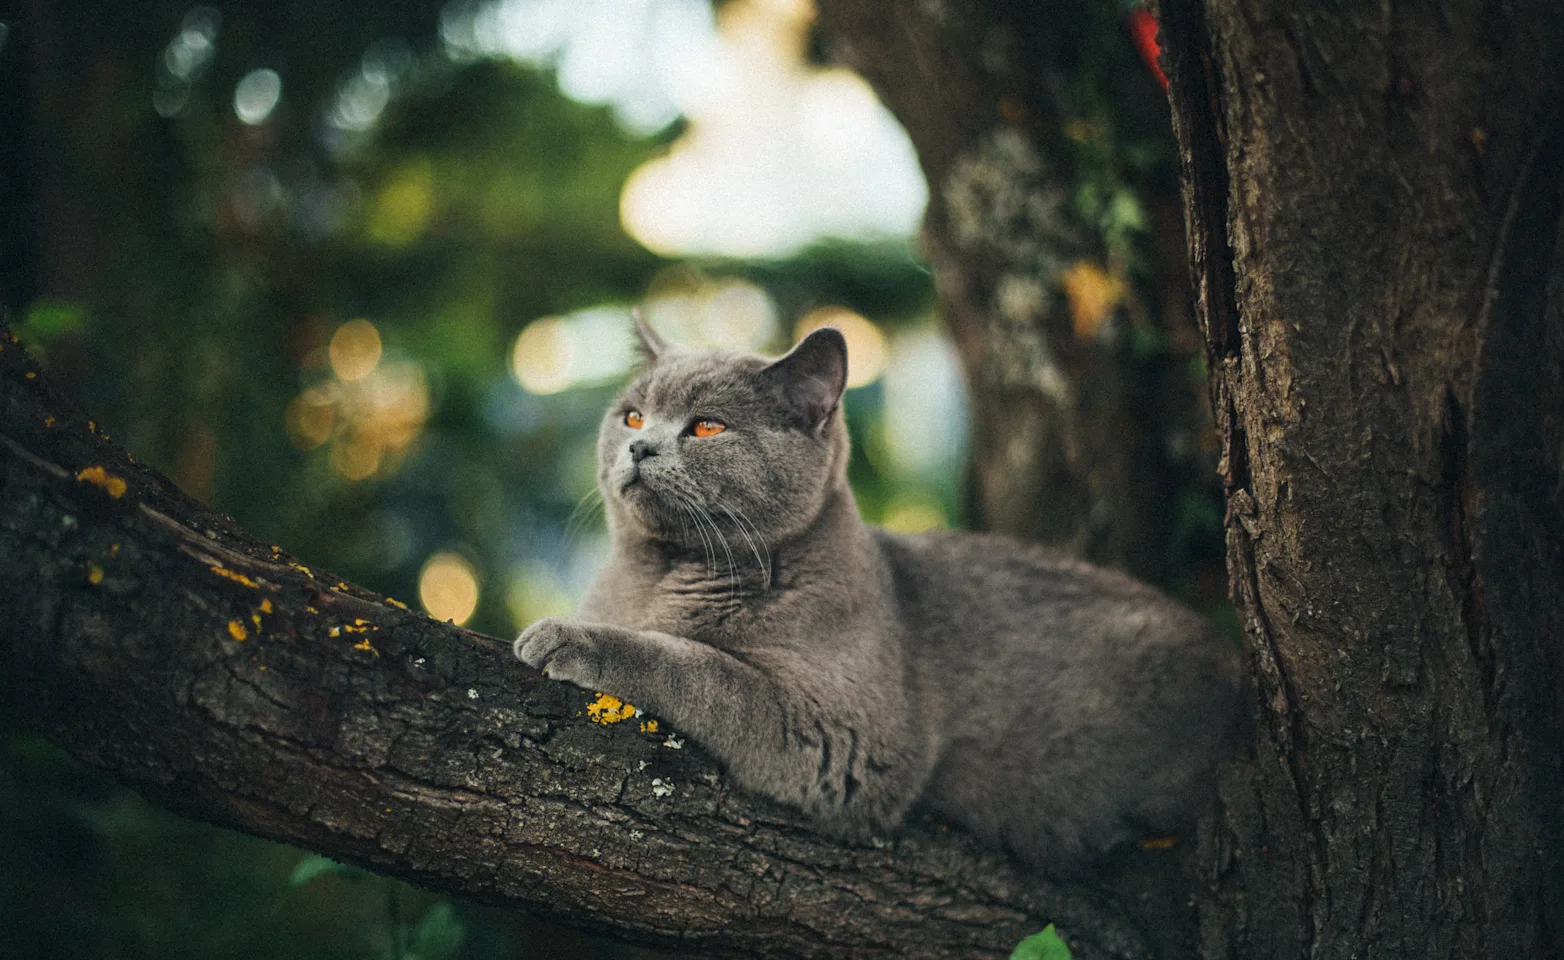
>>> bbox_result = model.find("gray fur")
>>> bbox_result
[516,326,1245,871]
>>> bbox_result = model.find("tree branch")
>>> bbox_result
[0,326,1169,958]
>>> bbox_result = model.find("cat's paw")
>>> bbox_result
[514,617,606,688]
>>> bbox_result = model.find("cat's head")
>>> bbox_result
[596,316,850,548]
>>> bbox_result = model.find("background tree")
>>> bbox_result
[814,0,1224,596]
[1154,0,1564,955]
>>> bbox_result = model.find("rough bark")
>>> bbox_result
[814,0,1213,586]
[0,325,1188,958]
[1159,0,1564,956]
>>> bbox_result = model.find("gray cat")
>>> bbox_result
[515,320,1245,871]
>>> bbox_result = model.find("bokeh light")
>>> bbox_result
[154,7,220,117]
[162,7,219,81]
[881,328,970,476]
[286,321,429,483]
[511,308,642,394]
[512,317,575,395]
[794,307,888,388]
[419,551,481,626]
[333,360,430,477]
[329,319,383,382]
[367,161,435,247]
[640,276,777,351]
[325,42,412,141]
[284,387,335,450]
[233,68,282,125]
[881,494,948,533]
[505,561,575,631]
[329,433,382,480]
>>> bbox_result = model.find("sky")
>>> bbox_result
[441,0,929,257]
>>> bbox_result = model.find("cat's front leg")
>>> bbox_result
[515,618,929,841]
[514,616,621,689]
[515,618,801,781]
[514,617,766,732]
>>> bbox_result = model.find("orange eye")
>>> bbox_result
[624,410,644,429]
[692,419,726,438]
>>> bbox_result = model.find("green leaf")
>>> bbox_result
[406,901,465,960]
[1010,923,1073,960]
[288,854,350,887]
[1104,189,1147,235]
[21,299,87,337]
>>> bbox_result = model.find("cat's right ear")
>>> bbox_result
[762,326,848,429]
[631,307,667,361]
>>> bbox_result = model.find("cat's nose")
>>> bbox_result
[629,439,658,463]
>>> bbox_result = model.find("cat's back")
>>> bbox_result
[873,527,1245,863]
[871,526,1211,665]
[873,525,1238,703]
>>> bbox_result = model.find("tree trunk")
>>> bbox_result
[814,0,1217,589]
[0,325,1183,958]
[1157,0,1564,955]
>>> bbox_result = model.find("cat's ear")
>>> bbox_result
[631,307,668,360]
[762,326,848,429]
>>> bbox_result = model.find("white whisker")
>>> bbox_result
[675,494,717,580]
[564,487,605,542]
[718,500,771,589]
[690,499,738,601]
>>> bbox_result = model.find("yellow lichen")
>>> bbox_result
[385,597,408,610]
[352,637,380,657]
[306,606,319,614]
[259,598,273,614]
[209,565,259,588]
[328,626,341,638]
[290,562,313,578]
[87,565,104,585]
[251,612,263,628]
[25,371,36,379]
[334,581,348,591]
[227,620,248,641]
[43,416,54,428]
[639,719,659,734]
[109,544,120,558]
[586,693,638,724]
[76,466,127,499]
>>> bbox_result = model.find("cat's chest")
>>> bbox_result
[589,564,763,644]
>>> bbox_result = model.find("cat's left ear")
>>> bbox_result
[631,307,667,360]
[762,326,848,429]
